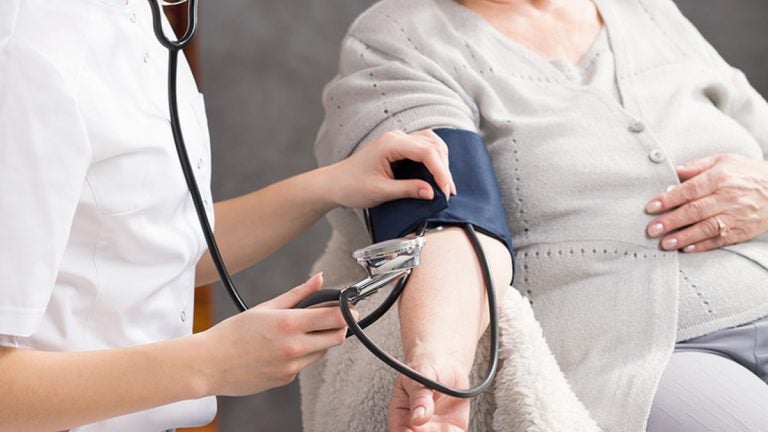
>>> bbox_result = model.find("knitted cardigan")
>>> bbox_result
[301,0,768,430]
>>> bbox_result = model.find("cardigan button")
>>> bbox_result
[628,122,646,133]
[649,149,666,163]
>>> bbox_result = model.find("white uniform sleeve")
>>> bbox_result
[0,34,91,337]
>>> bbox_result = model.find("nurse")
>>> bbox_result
[0,1,455,431]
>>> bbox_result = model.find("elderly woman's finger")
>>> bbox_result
[646,195,722,238]
[645,169,719,215]
[675,154,721,182]
[657,215,731,251]
[679,225,736,254]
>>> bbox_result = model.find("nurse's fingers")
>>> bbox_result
[382,179,438,200]
[295,307,358,333]
[257,273,324,310]
[276,329,346,366]
[304,328,350,353]
[386,137,454,199]
[410,130,454,193]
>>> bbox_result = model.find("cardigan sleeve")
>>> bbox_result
[653,0,768,158]
[314,34,479,167]
[718,67,768,159]
[698,38,768,158]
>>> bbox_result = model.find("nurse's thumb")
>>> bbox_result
[390,179,437,201]
[259,273,324,309]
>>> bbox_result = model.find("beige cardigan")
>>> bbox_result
[301,0,768,430]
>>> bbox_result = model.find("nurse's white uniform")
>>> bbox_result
[0,0,217,429]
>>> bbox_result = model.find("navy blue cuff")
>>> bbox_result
[367,128,514,259]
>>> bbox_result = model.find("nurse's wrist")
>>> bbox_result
[312,163,346,209]
[169,333,217,399]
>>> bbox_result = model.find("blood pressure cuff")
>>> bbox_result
[367,128,513,258]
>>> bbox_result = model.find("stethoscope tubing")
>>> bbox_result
[341,224,499,398]
[148,0,249,312]
[148,0,499,399]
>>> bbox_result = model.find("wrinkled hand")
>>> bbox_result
[199,273,354,396]
[645,153,768,252]
[329,130,457,209]
[388,359,470,432]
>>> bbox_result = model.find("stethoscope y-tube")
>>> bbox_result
[148,0,499,399]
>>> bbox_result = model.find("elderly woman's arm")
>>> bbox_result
[388,228,512,429]
[314,28,508,430]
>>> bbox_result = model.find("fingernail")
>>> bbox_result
[683,245,696,253]
[648,223,664,237]
[661,237,678,250]
[418,188,431,199]
[412,407,426,420]
[451,181,458,196]
[675,165,686,171]
[444,183,452,199]
[645,200,662,213]
[665,185,676,192]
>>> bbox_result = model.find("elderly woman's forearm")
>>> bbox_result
[397,227,512,370]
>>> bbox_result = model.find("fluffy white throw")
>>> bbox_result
[301,284,601,432]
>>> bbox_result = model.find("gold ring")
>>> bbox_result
[715,216,728,237]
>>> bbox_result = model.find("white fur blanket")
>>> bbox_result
[300,285,601,432]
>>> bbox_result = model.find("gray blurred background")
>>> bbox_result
[197,1,768,430]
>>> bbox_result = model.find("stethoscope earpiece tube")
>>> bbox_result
[149,0,249,312]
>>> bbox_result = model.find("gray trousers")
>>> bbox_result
[646,315,768,431]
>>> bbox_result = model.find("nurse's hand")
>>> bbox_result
[197,273,353,396]
[644,154,768,253]
[328,129,457,208]
[388,357,470,432]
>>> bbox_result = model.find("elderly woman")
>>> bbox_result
[300,0,768,431]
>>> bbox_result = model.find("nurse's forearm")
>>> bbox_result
[195,165,337,285]
[0,335,208,432]
[398,227,512,374]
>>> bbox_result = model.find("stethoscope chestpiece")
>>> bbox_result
[353,236,425,277]
[293,236,425,309]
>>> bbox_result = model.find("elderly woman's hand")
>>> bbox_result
[387,359,470,432]
[327,129,456,209]
[645,153,768,253]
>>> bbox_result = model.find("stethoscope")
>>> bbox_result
[147,0,499,399]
